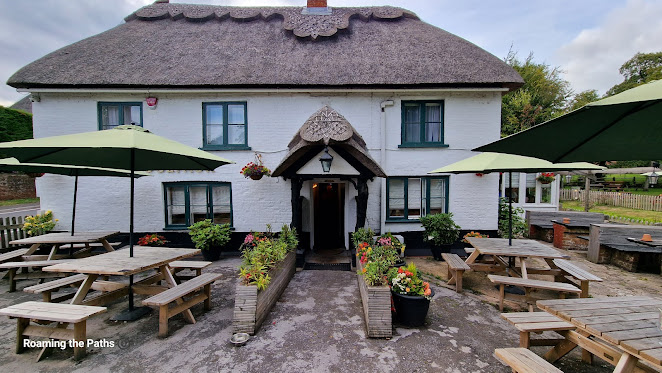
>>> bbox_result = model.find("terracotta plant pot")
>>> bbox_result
[642,234,653,242]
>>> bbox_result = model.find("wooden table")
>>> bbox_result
[42,246,200,307]
[537,296,662,372]
[627,237,662,247]
[465,237,570,279]
[10,231,120,260]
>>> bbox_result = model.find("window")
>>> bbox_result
[202,102,249,150]
[501,172,555,204]
[387,177,448,221]
[504,173,520,203]
[400,101,446,147]
[163,182,232,229]
[98,102,142,130]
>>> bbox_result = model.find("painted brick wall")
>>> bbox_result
[33,91,503,238]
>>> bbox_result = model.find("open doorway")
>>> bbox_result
[313,182,345,251]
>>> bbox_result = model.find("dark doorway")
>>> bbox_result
[313,182,345,250]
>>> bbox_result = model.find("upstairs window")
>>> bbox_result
[202,102,249,150]
[400,101,446,147]
[98,102,142,130]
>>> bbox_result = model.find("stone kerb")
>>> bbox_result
[356,259,392,338]
[232,251,296,335]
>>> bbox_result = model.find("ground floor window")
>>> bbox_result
[501,172,557,205]
[163,182,232,229]
[387,176,448,221]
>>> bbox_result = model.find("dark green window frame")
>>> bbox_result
[202,102,250,150]
[97,102,143,130]
[386,176,449,222]
[163,182,233,229]
[399,100,448,148]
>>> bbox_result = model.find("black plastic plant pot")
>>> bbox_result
[202,246,222,261]
[392,288,434,327]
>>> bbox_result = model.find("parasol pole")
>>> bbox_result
[129,148,135,311]
[509,171,513,246]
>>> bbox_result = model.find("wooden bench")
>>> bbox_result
[487,275,581,312]
[495,347,563,373]
[24,274,88,302]
[441,253,470,293]
[500,312,575,349]
[552,259,602,298]
[169,260,211,282]
[0,301,106,361]
[0,248,29,264]
[142,272,221,337]
[0,259,72,292]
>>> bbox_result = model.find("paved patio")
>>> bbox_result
[0,256,612,372]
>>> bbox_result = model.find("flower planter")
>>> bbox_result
[249,174,263,180]
[201,246,222,261]
[232,251,296,335]
[356,260,392,338]
[392,288,434,327]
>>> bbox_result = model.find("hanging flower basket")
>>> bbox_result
[537,173,556,184]
[241,153,271,180]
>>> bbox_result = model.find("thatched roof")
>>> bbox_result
[9,96,32,114]
[7,2,523,90]
[272,105,386,178]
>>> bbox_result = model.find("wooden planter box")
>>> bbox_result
[232,251,296,335]
[356,260,392,338]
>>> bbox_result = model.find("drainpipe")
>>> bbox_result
[380,99,395,234]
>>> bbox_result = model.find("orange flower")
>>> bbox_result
[424,288,431,296]
[398,267,404,274]
[362,267,367,273]
[405,287,410,292]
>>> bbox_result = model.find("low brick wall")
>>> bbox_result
[0,173,36,200]
[232,251,296,335]
[356,260,392,338]
[553,223,590,251]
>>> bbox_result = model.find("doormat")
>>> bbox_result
[302,262,351,271]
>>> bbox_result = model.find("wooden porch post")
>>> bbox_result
[355,177,369,231]
[291,177,304,234]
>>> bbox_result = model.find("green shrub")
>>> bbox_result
[0,106,32,144]
[351,227,375,248]
[498,198,527,238]
[420,213,460,246]
[188,219,231,250]
[239,225,298,290]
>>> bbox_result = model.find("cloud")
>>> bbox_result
[556,0,662,95]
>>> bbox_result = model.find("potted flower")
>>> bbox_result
[375,233,405,267]
[241,153,271,180]
[419,212,460,260]
[137,233,168,246]
[188,219,231,261]
[537,172,556,184]
[387,263,434,326]
[462,231,488,247]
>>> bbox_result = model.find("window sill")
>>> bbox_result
[398,143,449,149]
[200,146,252,151]
[163,226,235,231]
[386,219,421,223]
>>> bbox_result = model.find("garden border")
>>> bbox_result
[232,251,296,335]
[356,259,392,338]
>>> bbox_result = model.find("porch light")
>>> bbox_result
[565,175,572,184]
[648,172,659,186]
[319,146,333,173]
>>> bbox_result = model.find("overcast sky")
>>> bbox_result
[1,0,662,107]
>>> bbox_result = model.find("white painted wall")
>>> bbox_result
[32,90,503,238]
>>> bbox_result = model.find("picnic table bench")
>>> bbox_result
[501,312,575,349]
[552,259,602,298]
[0,301,106,361]
[169,260,211,282]
[441,253,469,293]
[488,275,581,312]
[495,348,563,373]
[142,272,220,337]
[0,259,73,292]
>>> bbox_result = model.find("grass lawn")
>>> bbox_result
[561,200,662,223]
[0,197,39,207]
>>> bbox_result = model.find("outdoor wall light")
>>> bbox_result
[319,146,333,173]
[565,175,572,183]
[649,172,659,186]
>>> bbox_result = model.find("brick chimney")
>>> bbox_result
[303,0,331,15]
[307,0,327,7]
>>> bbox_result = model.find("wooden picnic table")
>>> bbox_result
[537,296,662,372]
[10,231,120,260]
[627,237,662,247]
[465,237,570,279]
[42,246,200,307]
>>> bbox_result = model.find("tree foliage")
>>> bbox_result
[566,89,600,112]
[0,106,33,143]
[606,51,662,96]
[501,51,572,136]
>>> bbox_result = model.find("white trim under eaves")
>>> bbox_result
[17,87,510,94]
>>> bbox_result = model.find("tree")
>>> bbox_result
[566,89,600,112]
[501,51,572,136]
[606,51,662,96]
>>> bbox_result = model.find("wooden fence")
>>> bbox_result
[560,189,662,212]
[0,216,28,251]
